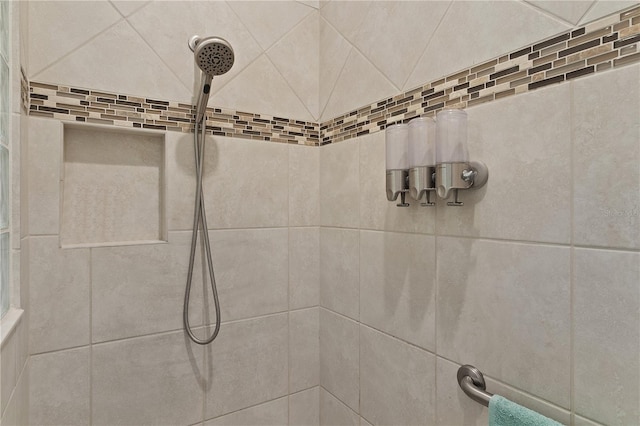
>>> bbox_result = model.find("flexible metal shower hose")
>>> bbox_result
[183,120,221,344]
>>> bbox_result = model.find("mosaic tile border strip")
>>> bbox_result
[319,4,640,145]
[20,68,29,113]
[27,5,640,147]
[28,83,320,146]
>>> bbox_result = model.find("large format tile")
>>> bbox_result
[319,17,351,117]
[213,54,315,122]
[92,331,204,425]
[321,48,398,121]
[91,232,203,343]
[360,231,436,350]
[27,117,61,235]
[127,0,262,100]
[29,347,90,426]
[208,228,288,323]
[35,20,188,103]
[205,397,288,426]
[166,133,289,230]
[573,64,640,249]
[359,131,435,234]
[437,237,571,407]
[268,12,320,119]
[351,1,449,88]
[320,138,359,228]
[319,309,359,412]
[574,248,640,425]
[290,227,320,310]
[435,357,570,426]
[204,314,288,419]
[290,308,320,393]
[360,326,435,426]
[228,1,313,51]
[320,228,358,320]
[319,387,359,426]
[29,237,90,354]
[290,387,320,426]
[28,0,121,76]
[436,83,572,244]
[289,145,320,227]
[406,1,570,90]
[527,1,594,25]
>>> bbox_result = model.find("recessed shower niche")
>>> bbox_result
[60,124,166,247]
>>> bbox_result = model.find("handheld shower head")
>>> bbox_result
[194,36,235,76]
[189,35,235,123]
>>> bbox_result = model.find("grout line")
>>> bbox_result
[400,0,454,91]
[519,0,579,28]
[88,247,93,425]
[202,392,291,423]
[317,17,353,121]
[31,17,125,81]
[569,78,576,426]
[319,385,359,418]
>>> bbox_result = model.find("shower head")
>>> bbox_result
[192,36,235,76]
[189,35,235,123]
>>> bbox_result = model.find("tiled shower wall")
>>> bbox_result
[25,117,321,425]
[18,2,640,426]
[318,63,640,426]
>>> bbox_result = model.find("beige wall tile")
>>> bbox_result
[360,325,436,426]
[290,145,320,227]
[290,227,320,310]
[290,387,320,426]
[208,228,288,323]
[205,396,288,426]
[91,232,203,343]
[574,248,640,425]
[320,228,358,320]
[436,83,572,244]
[359,230,436,350]
[319,387,359,426]
[92,331,204,425]
[437,237,571,408]
[204,314,288,419]
[166,133,289,230]
[29,237,90,354]
[320,138,359,228]
[29,347,90,426]
[290,308,320,393]
[27,117,61,235]
[319,309,359,412]
[573,64,640,249]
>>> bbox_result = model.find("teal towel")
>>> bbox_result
[488,395,563,426]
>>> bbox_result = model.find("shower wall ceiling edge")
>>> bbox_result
[25,4,640,147]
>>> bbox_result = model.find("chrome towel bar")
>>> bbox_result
[457,365,494,407]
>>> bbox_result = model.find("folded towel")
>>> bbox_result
[489,395,563,426]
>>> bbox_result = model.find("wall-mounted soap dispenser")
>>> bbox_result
[435,109,488,206]
[408,117,436,206]
[385,123,410,207]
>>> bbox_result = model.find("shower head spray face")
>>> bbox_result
[189,35,235,123]
[194,36,235,76]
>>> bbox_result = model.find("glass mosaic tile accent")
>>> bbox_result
[27,4,640,147]
[27,82,320,146]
